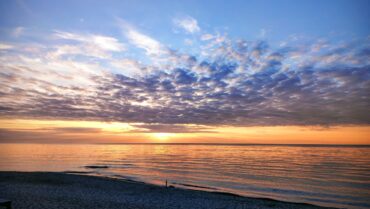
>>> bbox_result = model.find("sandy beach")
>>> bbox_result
[0,171,333,209]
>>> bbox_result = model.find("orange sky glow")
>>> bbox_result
[0,119,368,144]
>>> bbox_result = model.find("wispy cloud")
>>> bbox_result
[173,15,200,33]
[12,26,25,37]
[0,43,14,50]
[54,31,125,52]
[117,19,169,59]
[201,34,214,41]
[125,28,165,55]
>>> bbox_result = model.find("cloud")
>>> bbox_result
[12,27,25,37]
[54,31,125,52]
[125,28,165,55]
[111,58,145,77]
[259,28,270,38]
[44,31,126,60]
[46,127,102,133]
[0,127,101,143]
[92,35,125,51]
[173,16,200,33]
[201,34,214,41]
[117,19,167,57]
[0,27,369,129]
[184,38,193,45]
[0,43,14,50]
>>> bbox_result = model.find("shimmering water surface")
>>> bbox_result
[0,144,369,208]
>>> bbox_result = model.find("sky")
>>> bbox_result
[0,0,369,144]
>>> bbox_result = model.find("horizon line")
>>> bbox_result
[1,142,369,146]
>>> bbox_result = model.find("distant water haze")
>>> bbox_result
[0,143,369,209]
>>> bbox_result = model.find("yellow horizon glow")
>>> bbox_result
[0,119,369,144]
[151,133,174,141]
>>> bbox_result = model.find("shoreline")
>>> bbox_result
[0,171,334,209]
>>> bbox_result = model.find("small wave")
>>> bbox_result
[63,171,93,174]
[84,165,109,169]
[172,182,218,190]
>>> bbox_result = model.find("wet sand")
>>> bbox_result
[0,172,333,209]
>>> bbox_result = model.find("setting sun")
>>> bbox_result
[152,133,173,141]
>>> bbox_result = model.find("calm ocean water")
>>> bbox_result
[0,144,369,208]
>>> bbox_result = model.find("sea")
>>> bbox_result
[0,143,369,209]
